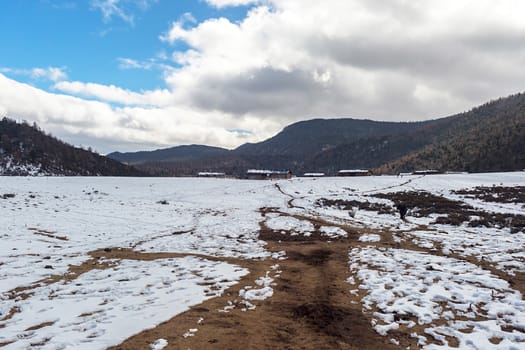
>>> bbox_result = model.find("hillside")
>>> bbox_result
[299,117,460,174]
[112,118,439,176]
[234,118,425,157]
[375,93,525,174]
[0,118,144,176]
[133,156,251,177]
[2,91,524,177]
[108,144,230,165]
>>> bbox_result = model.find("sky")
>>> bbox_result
[1,0,525,154]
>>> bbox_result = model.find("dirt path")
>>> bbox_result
[108,238,398,350]
[106,196,404,350]
[0,213,401,350]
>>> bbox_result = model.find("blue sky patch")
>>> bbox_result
[0,0,254,91]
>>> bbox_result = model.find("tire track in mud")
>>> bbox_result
[281,178,525,297]
[359,175,424,195]
[109,181,525,349]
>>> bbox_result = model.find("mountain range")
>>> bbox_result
[108,93,525,176]
[1,92,524,177]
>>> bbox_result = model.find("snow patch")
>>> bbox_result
[349,247,525,348]
[358,233,381,242]
[150,338,168,350]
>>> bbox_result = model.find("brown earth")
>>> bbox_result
[453,186,525,204]
[106,204,425,350]
[107,240,400,350]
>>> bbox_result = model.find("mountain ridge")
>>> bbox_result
[108,144,230,165]
[109,93,525,176]
[3,93,525,177]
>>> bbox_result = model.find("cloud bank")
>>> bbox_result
[2,0,525,153]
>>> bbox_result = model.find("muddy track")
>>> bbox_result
[108,240,397,350]
[107,187,401,350]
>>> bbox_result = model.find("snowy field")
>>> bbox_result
[1,172,524,349]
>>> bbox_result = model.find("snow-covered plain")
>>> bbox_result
[1,172,524,349]
[0,178,283,349]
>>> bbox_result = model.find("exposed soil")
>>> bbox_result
[345,190,525,233]
[373,191,468,217]
[108,239,399,350]
[28,227,69,241]
[316,198,394,215]
[453,186,525,204]
[105,202,430,350]
[106,194,525,350]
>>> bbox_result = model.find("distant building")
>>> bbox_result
[412,170,442,175]
[445,171,468,175]
[197,172,226,178]
[303,172,325,177]
[337,169,371,177]
[246,169,292,180]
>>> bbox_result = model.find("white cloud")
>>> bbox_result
[0,74,278,152]
[31,67,68,82]
[53,81,173,107]
[160,12,197,44]
[3,0,525,153]
[116,57,172,72]
[0,67,68,82]
[90,0,158,25]
[91,0,133,24]
[159,0,525,123]
[117,57,150,70]
[204,0,261,8]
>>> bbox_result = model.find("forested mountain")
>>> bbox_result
[0,118,143,176]
[234,119,425,157]
[298,117,459,174]
[112,92,525,176]
[375,94,525,174]
[112,118,444,176]
[233,119,434,174]
[108,144,230,165]
[135,156,252,177]
[4,92,524,177]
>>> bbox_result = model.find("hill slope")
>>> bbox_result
[298,117,461,174]
[112,118,438,176]
[108,145,230,165]
[0,118,143,176]
[234,118,425,157]
[375,94,525,174]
